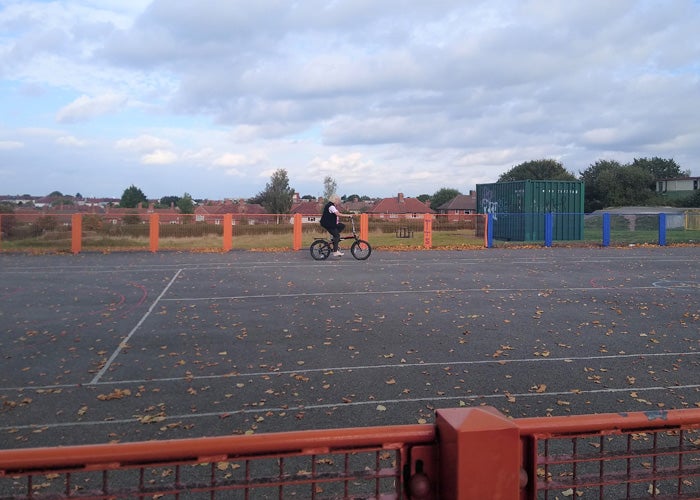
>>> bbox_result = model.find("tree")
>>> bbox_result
[630,157,689,188]
[498,159,576,182]
[580,160,622,212]
[680,189,700,208]
[50,196,74,207]
[120,185,148,208]
[160,196,180,208]
[579,160,654,211]
[323,176,337,200]
[417,194,431,204]
[177,193,195,214]
[430,188,461,210]
[257,169,295,214]
[0,203,16,237]
[607,165,655,207]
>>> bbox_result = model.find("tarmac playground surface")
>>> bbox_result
[0,246,698,451]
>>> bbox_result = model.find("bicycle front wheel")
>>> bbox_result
[350,240,372,260]
[310,240,331,260]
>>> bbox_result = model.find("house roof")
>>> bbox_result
[195,200,266,215]
[657,176,700,181]
[437,194,477,211]
[343,199,375,212]
[370,193,435,214]
[289,200,325,215]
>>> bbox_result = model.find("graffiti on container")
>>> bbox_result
[480,189,502,221]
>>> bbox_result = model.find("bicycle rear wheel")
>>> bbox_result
[310,240,332,260]
[350,240,372,260]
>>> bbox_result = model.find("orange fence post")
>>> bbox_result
[436,407,522,500]
[71,213,82,254]
[223,214,233,252]
[149,214,159,253]
[360,213,368,241]
[293,213,302,251]
[423,213,432,249]
[483,214,489,248]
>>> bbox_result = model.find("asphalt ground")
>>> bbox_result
[0,247,698,450]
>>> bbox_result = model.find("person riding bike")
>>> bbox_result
[320,196,352,256]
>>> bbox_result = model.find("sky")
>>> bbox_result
[1,0,699,201]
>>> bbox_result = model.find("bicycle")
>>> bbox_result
[310,216,372,260]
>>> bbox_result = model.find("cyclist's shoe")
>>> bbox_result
[332,251,344,256]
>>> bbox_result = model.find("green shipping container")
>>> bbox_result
[476,180,585,241]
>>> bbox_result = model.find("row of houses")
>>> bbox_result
[1,192,480,225]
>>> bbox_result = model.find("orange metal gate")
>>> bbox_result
[0,424,435,499]
[1,407,699,499]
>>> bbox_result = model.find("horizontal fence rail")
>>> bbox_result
[0,425,436,499]
[1,406,699,499]
[1,212,700,253]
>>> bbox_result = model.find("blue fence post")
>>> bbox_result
[544,212,553,247]
[658,213,666,246]
[602,213,610,247]
[487,213,494,248]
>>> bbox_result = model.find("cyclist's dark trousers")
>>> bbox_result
[324,223,345,251]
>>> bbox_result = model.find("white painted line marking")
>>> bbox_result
[2,383,698,432]
[160,285,666,302]
[2,351,696,392]
[89,269,182,385]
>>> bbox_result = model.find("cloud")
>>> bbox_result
[0,140,24,150]
[141,149,178,165]
[56,135,87,147]
[213,151,268,168]
[115,134,173,152]
[2,0,700,199]
[56,93,128,123]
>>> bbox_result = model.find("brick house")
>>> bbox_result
[369,193,434,219]
[656,177,700,197]
[436,191,477,219]
[194,199,267,225]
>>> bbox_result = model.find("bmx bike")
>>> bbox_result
[310,217,372,260]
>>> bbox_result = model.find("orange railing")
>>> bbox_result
[0,213,491,254]
[1,406,699,499]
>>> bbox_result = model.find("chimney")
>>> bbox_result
[397,193,405,203]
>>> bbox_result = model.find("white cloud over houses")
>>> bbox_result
[56,93,128,123]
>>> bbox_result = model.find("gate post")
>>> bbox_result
[602,212,610,247]
[544,212,553,247]
[423,214,432,249]
[658,213,666,246]
[223,214,233,252]
[71,213,82,255]
[293,213,302,251]
[487,213,494,248]
[360,213,369,242]
[436,407,523,499]
[149,214,159,253]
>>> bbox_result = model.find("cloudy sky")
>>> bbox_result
[1,0,699,200]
